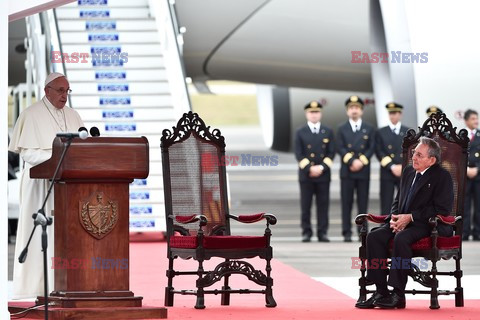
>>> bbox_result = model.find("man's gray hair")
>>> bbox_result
[419,136,441,163]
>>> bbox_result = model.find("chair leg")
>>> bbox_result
[357,224,368,302]
[221,259,231,306]
[195,259,206,309]
[164,257,175,306]
[430,260,440,309]
[265,255,277,307]
[454,257,464,307]
[357,258,368,302]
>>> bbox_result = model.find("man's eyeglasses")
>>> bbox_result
[48,86,72,95]
[411,150,431,159]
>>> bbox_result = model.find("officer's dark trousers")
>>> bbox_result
[300,180,330,237]
[340,178,369,237]
[380,178,400,215]
[463,178,480,238]
[365,224,430,292]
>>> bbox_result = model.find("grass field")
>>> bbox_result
[189,82,260,126]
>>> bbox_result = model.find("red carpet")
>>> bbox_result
[10,240,480,319]
[130,242,480,320]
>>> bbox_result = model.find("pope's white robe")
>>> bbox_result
[9,97,84,299]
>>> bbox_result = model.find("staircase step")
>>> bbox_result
[82,121,175,136]
[61,44,162,56]
[129,188,164,202]
[131,174,163,189]
[63,55,164,69]
[60,31,159,44]
[129,217,165,232]
[68,81,170,95]
[76,107,175,122]
[58,19,157,31]
[70,94,172,108]
[129,203,165,220]
[65,0,149,8]
[56,7,150,19]
[66,69,166,82]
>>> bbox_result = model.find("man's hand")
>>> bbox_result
[389,214,412,233]
[467,167,478,179]
[349,159,364,172]
[391,164,402,177]
[309,165,324,178]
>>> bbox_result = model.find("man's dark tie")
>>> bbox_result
[471,132,475,142]
[354,124,358,133]
[392,128,397,135]
[403,172,422,211]
[313,127,318,134]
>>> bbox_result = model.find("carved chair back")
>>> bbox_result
[401,113,469,233]
[161,113,231,238]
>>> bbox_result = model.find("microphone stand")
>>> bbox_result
[18,137,75,320]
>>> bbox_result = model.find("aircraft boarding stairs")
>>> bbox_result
[55,0,187,233]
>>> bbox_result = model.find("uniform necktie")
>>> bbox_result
[471,131,475,142]
[392,128,397,135]
[313,127,318,134]
[354,124,358,133]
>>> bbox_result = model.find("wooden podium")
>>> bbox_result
[29,137,166,319]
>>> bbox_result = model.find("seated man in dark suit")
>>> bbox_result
[355,136,453,309]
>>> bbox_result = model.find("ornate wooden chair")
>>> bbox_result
[160,112,277,309]
[355,112,467,309]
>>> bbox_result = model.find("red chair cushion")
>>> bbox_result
[388,235,461,250]
[170,235,267,250]
[412,235,461,250]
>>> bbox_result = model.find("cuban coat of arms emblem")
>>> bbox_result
[80,192,118,239]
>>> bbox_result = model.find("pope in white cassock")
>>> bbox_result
[9,72,84,299]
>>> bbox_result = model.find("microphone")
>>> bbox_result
[90,126,100,137]
[57,131,88,140]
[78,126,88,134]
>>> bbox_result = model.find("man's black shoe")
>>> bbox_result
[373,292,406,309]
[302,235,311,242]
[355,292,385,309]
[473,235,480,241]
[462,235,470,241]
[318,235,330,242]
[344,235,352,242]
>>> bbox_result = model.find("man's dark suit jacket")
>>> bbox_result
[388,164,454,236]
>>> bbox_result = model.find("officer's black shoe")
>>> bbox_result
[318,235,330,242]
[473,235,480,241]
[302,235,311,242]
[462,235,470,241]
[355,292,386,309]
[344,235,352,242]
[374,292,406,309]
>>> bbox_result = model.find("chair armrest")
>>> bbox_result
[228,213,277,226]
[355,213,389,225]
[169,214,208,227]
[429,215,461,227]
